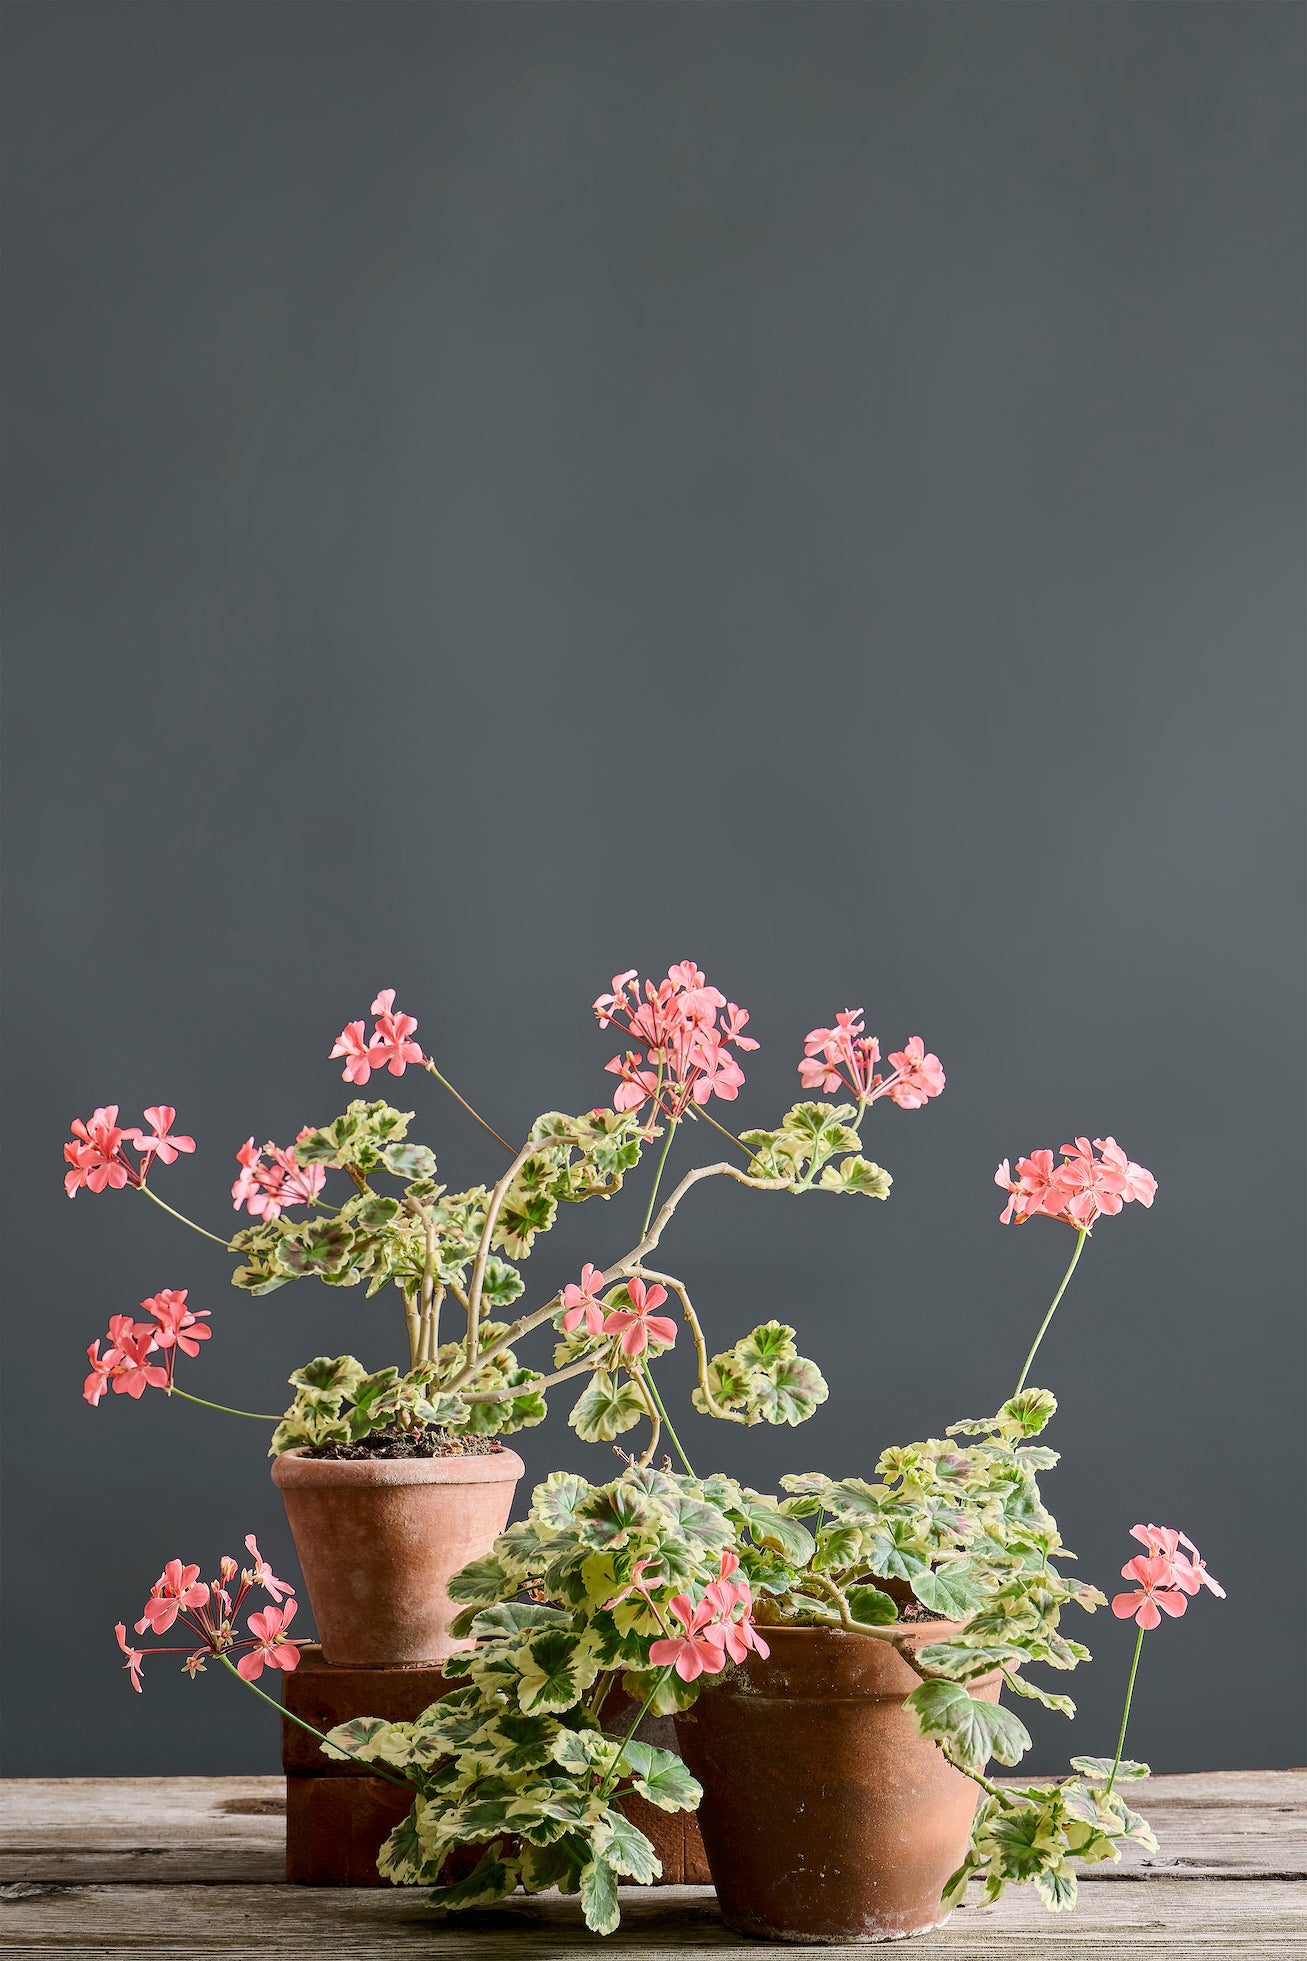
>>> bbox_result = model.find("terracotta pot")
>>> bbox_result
[674,1623,999,1943]
[271,1447,524,1667]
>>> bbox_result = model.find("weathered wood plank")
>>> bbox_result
[2,1773,1302,1886]
[1,1878,1304,1957]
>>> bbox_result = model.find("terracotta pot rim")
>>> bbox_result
[271,1444,525,1489]
[757,1616,970,1648]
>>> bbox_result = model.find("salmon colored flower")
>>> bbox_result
[601,1557,666,1610]
[115,1624,144,1692]
[84,1340,119,1407]
[560,1264,608,1337]
[128,1107,196,1167]
[997,1137,1157,1230]
[136,1561,210,1636]
[368,990,424,1076]
[799,1013,944,1112]
[64,1107,134,1195]
[1111,1554,1190,1630]
[142,1290,211,1357]
[1130,1525,1225,1600]
[603,1278,677,1358]
[237,1600,301,1681]
[110,1329,170,1400]
[244,1534,293,1604]
[648,1594,729,1681]
[330,1021,374,1086]
[595,964,757,1119]
[885,1038,946,1109]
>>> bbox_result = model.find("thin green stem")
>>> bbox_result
[595,1666,673,1801]
[217,1655,416,1791]
[1106,1625,1146,1797]
[424,1059,514,1155]
[1013,1228,1088,1397]
[137,1182,234,1248]
[694,1108,754,1160]
[640,1119,679,1238]
[641,1366,694,1478]
[167,1387,279,1422]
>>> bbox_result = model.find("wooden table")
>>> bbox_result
[1,1772,1303,1956]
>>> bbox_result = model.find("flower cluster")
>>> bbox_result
[1112,1524,1225,1629]
[84,1291,211,1406]
[996,1137,1158,1230]
[64,1105,194,1197]
[799,1012,945,1109]
[560,1265,678,1359]
[603,1548,769,1682]
[330,989,424,1086]
[594,963,758,1119]
[114,1536,299,1691]
[231,1134,326,1220]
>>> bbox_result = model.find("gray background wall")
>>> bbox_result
[3,1,1302,1777]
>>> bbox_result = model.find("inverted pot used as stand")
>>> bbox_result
[271,1446,524,1667]
[675,1623,1000,1943]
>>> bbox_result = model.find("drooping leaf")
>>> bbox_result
[445,1555,512,1607]
[619,1741,703,1812]
[846,1584,900,1625]
[818,1154,893,1199]
[593,1806,660,1884]
[469,1601,571,1641]
[905,1679,1032,1775]
[426,1843,520,1912]
[567,1371,646,1443]
[1070,1755,1150,1782]
[578,1854,620,1935]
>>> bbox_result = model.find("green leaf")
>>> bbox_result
[915,1641,1018,1682]
[735,1491,816,1566]
[472,1710,564,1775]
[846,1584,900,1625]
[380,1142,436,1180]
[911,1567,983,1620]
[320,1716,412,1766]
[905,1679,1032,1775]
[574,1482,665,1549]
[619,1741,703,1812]
[733,1321,797,1370]
[747,1354,829,1426]
[1003,1671,1076,1717]
[818,1154,893,1199]
[427,1843,520,1913]
[1070,1756,1150,1782]
[578,1855,620,1935]
[1033,1863,1078,1911]
[446,1556,512,1607]
[998,1388,1058,1437]
[469,1601,571,1641]
[376,1801,424,1884]
[289,1355,366,1397]
[567,1371,646,1443]
[594,1807,660,1884]
[549,1728,622,1778]
[516,1630,599,1715]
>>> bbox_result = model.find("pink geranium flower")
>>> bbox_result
[84,1340,119,1407]
[142,1290,211,1358]
[798,1013,944,1112]
[595,965,758,1120]
[885,1038,946,1109]
[1111,1554,1190,1630]
[560,1264,608,1337]
[64,1107,134,1195]
[136,1560,210,1635]
[330,1021,374,1086]
[1129,1524,1225,1599]
[110,1329,170,1400]
[114,1624,144,1693]
[368,990,424,1076]
[996,1137,1158,1230]
[649,1594,729,1682]
[244,1534,293,1604]
[128,1107,196,1167]
[602,1557,666,1611]
[231,1139,324,1220]
[237,1600,301,1680]
[603,1278,678,1359]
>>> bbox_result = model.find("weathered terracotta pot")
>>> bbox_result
[271,1447,523,1667]
[674,1624,999,1943]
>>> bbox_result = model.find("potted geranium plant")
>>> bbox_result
[71,967,937,1666]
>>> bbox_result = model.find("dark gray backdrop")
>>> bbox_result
[3,1,1303,1777]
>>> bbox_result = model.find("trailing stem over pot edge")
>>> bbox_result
[68,968,944,1456]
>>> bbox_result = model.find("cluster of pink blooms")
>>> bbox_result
[799,1011,946,1110]
[1111,1524,1225,1630]
[232,1133,326,1220]
[594,964,759,1120]
[606,1551,770,1683]
[84,1290,211,1406]
[996,1137,1158,1230]
[330,989,424,1086]
[64,1105,195,1197]
[114,1537,300,1692]
[559,1266,678,1359]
